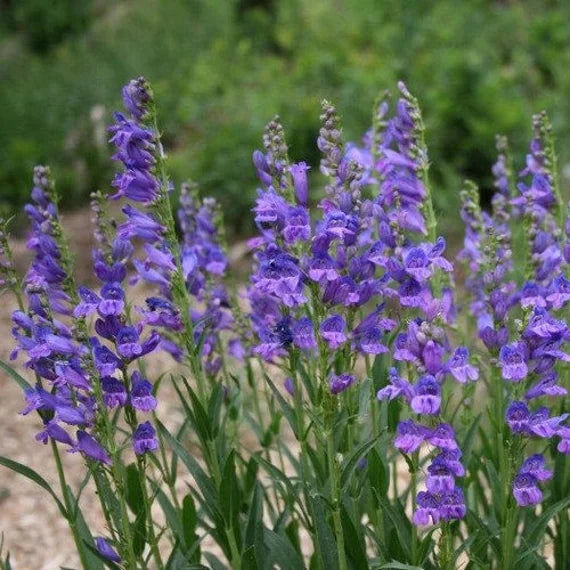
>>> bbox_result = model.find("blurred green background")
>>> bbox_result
[1,0,569,237]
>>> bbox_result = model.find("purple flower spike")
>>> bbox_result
[130,371,157,412]
[394,420,427,454]
[96,537,121,563]
[446,346,478,383]
[133,421,159,455]
[513,473,542,507]
[499,343,528,382]
[411,375,441,415]
[74,431,111,465]
[320,315,347,349]
[519,454,553,481]
[329,373,355,395]
[413,491,441,526]
[427,423,458,450]
[506,401,531,434]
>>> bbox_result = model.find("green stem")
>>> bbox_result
[326,423,348,570]
[438,522,454,570]
[51,442,90,570]
[410,452,418,564]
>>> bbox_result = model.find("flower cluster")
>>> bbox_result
[179,182,240,376]
[11,167,112,463]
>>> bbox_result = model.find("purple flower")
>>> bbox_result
[413,491,441,525]
[92,340,120,376]
[284,377,295,396]
[121,76,151,120]
[133,421,159,455]
[525,372,567,399]
[111,169,159,204]
[528,407,569,438]
[292,317,317,351]
[96,537,121,563]
[446,347,478,383]
[440,488,466,520]
[518,454,553,481]
[403,247,431,282]
[116,326,143,358]
[506,401,530,433]
[118,205,164,242]
[98,282,126,317]
[130,372,157,412]
[283,206,311,244]
[426,458,455,494]
[36,421,75,447]
[411,375,441,415]
[547,275,570,309]
[513,473,542,507]
[101,377,128,408]
[422,340,444,375]
[427,424,458,451]
[329,373,355,395]
[433,449,465,477]
[557,427,570,454]
[73,286,100,318]
[377,368,413,402]
[290,162,310,205]
[74,431,111,464]
[499,343,528,382]
[394,420,428,454]
[320,315,347,349]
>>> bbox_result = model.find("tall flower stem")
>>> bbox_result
[325,409,348,570]
[50,441,90,570]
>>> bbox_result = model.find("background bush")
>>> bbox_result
[1,0,570,236]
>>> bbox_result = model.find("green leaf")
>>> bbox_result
[125,463,145,517]
[263,529,305,570]
[73,492,104,570]
[0,359,32,392]
[340,503,367,569]
[219,450,241,541]
[519,496,570,558]
[310,494,340,570]
[380,562,424,570]
[340,435,380,490]
[264,374,299,438]
[461,413,481,467]
[207,383,225,438]
[182,494,200,560]
[157,420,218,510]
[0,455,67,517]
[377,495,411,560]
[368,448,389,501]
